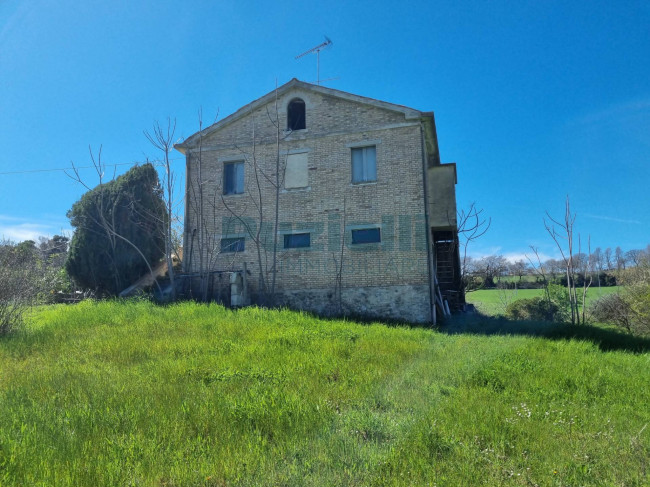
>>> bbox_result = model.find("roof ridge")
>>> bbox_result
[175,79,429,151]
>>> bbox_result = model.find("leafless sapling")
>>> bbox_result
[145,118,180,300]
[456,202,491,292]
[544,196,580,325]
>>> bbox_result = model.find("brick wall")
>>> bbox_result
[182,87,433,322]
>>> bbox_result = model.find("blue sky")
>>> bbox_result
[1,0,648,261]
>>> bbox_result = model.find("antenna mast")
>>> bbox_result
[295,36,333,85]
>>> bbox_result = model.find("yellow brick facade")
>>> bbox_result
[177,80,458,323]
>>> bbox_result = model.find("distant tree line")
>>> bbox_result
[463,243,650,336]
[463,244,650,291]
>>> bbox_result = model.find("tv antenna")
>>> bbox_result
[295,36,333,85]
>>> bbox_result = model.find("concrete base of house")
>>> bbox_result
[174,274,432,324]
[273,284,432,324]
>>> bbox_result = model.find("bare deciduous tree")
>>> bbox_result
[543,258,564,281]
[527,246,549,299]
[330,195,347,315]
[456,202,491,291]
[474,255,508,287]
[184,109,230,302]
[544,196,590,325]
[604,247,613,271]
[615,246,625,272]
[625,249,644,268]
[510,259,528,282]
[578,235,593,324]
[218,83,288,305]
[591,247,604,274]
[145,118,179,300]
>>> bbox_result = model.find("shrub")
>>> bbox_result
[590,287,650,336]
[617,259,650,336]
[0,243,39,335]
[624,283,650,336]
[505,297,558,322]
[546,283,571,321]
[589,293,633,332]
[558,272,617,288]
[463,275,484,292]
[595,272,617,287]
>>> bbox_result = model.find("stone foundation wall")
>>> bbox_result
[273,284,431,324]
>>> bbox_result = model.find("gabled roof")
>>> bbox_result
[174,78,432,153]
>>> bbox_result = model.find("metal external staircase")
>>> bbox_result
[432,230,464,317]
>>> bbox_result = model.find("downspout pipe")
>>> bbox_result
[420,120,436,325]
[174,143,192,275]
[182,152,192,273]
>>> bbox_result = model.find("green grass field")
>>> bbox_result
[0,300,648,486]
[466,286,621,317]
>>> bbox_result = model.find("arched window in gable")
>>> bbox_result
[287,98,306,131]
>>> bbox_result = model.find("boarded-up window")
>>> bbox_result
[284,152,309,189]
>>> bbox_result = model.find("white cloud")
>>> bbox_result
[0,215,71,242]
[502,251,555,264]
[0,214,26,222]
[567,97,650,149]
[570,98,650,127]
[0,224,47,242]
[466,246,502,260]
[584,213,642,225]
[467,247,558,264]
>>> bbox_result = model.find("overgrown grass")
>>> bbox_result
[467,286,620,316]
[0,300,648,486]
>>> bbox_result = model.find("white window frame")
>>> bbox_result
[348,142,379,184]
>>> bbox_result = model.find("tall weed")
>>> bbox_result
[0,301,647,486]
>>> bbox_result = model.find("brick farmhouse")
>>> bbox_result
[175,79,462,323]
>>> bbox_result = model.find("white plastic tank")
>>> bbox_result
[230,271,244,307]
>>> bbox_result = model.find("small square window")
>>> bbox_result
[351,228,381,244]
[284,233,310,249]
[223,162,244,195]
[220,237,245,253]
[351,146,376,184]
